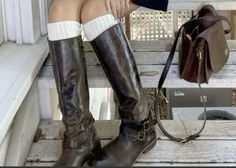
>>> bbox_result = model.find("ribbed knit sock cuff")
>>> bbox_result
[82,14,119,41]
[47,21,81,41]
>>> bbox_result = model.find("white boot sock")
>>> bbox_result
[82,14,118,41]
[47,21,81,41]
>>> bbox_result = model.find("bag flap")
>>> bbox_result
[198,22,229,72]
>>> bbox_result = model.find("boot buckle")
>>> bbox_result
[143,120,150,131]
[138,131,146,141]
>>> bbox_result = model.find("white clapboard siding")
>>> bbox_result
[38,40,236,89]
[0,37,48,146]
[26,120,236,166]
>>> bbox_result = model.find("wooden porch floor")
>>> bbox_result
[26,120,236,167]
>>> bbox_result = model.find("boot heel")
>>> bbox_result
[143,138,157,154]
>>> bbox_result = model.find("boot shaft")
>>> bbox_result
[48,36,90,137]
[91,24,149,122]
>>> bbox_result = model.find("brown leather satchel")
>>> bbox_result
[179,5,231,83]
[155,5,232,143]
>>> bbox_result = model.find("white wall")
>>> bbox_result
[0,0,5,44]
[4,0,17,42]
[3,0,45,44]
[39,0,52,35]
[20,0,41,44]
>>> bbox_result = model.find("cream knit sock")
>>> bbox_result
[47,21,81,41]
[82,14,118,41]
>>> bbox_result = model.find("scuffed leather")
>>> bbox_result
[90,24,157,167]
[91,122,156,167]
[48,37,101,167]
[91,23,148,123]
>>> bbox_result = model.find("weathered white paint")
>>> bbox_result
[37,120,120,140]
[0,127,12,166]
[0,0,4,44]
[83,40,236,52]
[135,163,236,167]
[38,87,54,119]
[0,38,48,147]
[26,120,236,166]
[172,107,236,120]
[3,0,16,42]
[39,40,236,89]
[5,80,40,166]
[25,162,236,167]
[35,120,236,140]
[19,0,41,44]
[38,56,115,119]
[39,0,48,36]
[38,64,236,89]
[3,0,41,44]
[167,0,236,10]
[85,51,236,66]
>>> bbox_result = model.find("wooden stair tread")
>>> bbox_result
[26,120,236,166]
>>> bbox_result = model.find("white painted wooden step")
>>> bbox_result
[38,40,236,88]
[0,128,12,166]
[172,107,236,120]
[0,38,48,146]
[26,120,236,167]
[5,80,41,166]
[167,0,236,10]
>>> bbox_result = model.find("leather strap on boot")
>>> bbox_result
[121,118,157,141]
[63,116,94,149]
[89,24,157,167]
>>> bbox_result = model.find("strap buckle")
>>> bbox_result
[138,131,146,141]
[143,120,150,131]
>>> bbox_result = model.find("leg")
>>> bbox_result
[81,0,157,166]
[48,0,101,166]
[48,0,84,22]
[81,0,138,23]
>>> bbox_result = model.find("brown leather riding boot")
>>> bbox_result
[48,36,101,167]
[89,24,157,167]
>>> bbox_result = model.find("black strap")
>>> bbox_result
[154,14,231,143]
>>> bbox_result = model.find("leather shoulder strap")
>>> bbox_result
[154,14,230,143]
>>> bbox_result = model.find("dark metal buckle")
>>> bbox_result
[138,131,146,141]
[143,120,150,131]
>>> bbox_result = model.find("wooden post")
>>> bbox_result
[230,11,236,39]
[125,15,131,40]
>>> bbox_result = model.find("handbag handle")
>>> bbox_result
[186,15,231,34]
[154,14,231,143]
